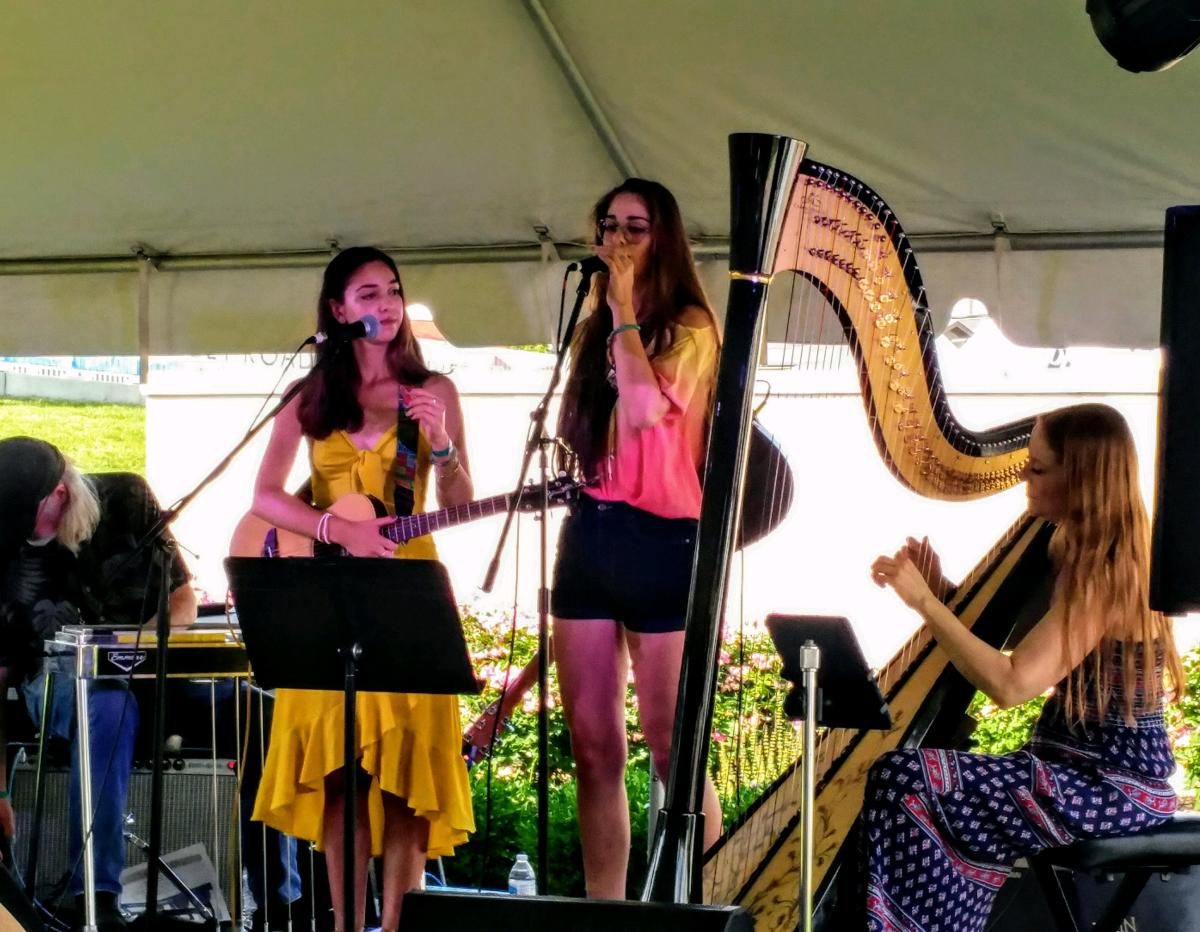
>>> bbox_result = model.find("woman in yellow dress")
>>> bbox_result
[250,246,475,930]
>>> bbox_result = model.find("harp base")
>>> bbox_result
[643,809,704,904]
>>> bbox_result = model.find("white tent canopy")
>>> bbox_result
[2,1,1196,355]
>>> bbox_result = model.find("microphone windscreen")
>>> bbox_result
[360,314,381,339]
[579,255,608,277]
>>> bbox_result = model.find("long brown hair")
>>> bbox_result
[557,179,715,477]
[1041,403,1184,721]
[297,246,433,438]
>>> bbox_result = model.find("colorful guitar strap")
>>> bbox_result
[392,392,420,518]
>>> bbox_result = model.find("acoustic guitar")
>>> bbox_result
[228,477,584,558]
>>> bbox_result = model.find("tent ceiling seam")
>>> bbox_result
[521,0,638,180]
[0,229,1165,277]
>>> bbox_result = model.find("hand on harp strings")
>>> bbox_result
[870,551,936,613]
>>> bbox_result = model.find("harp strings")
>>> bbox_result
[707,165,1033,907]
[705,513,1030,907]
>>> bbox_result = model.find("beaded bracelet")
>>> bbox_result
[436,458,463,482]
[435,445,461,471]
[607,322,641,346]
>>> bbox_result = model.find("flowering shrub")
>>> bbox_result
[447,609,791,896]
[448,608,648,896]
[1168,647,1200,792]
[968,692,1047,755]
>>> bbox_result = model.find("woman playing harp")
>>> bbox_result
[867,403,1184,932]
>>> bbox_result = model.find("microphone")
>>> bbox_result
[570,254,608,298]
[310,314,381,345]
[577,255,607,280]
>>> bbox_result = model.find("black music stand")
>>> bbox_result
[224,556,480,932]
[767,614,891,731]
[766,614,891,932]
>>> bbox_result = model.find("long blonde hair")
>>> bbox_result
[55,462,101,553]
[1042,403,1184,722]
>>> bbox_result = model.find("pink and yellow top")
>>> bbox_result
[586,322,719,519]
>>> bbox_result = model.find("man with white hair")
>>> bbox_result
[0,436,196,931]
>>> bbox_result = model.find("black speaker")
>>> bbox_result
[9,759,239,910]
[398,890,754,931]
[1151,205,1200,613]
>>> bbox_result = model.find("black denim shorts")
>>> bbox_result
[550,496,698,633]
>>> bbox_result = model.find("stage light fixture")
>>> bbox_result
[1087,0,1200,72]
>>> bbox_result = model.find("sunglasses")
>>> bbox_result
[597,219,652,241]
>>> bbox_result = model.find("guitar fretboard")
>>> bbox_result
[383,492,516,543]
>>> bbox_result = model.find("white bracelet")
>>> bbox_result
[315,512,332,545]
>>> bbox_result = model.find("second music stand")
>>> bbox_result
[226,556,480,932]
[767,614,892,932]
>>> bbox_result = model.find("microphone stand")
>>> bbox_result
[118,340,344,931]
[481,261,596,891]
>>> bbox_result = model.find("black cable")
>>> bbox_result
[163,336,311,517]
[474,261,575,890]
[475,516,523,893]
[240,342,311,440]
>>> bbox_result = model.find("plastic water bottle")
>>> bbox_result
[507,852,537,896]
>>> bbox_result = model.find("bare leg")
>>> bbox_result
[323,768,372,930]
[553,617,630,898]
[626,630,722,850]
[378,792,430,931]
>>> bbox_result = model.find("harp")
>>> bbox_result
[644,134,1058,929]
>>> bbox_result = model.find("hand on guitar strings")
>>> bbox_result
[328,512,397,558]
[400,385,451,451]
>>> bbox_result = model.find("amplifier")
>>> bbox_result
[9,758,240,910]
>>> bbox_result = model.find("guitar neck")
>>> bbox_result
[384,492,513,544]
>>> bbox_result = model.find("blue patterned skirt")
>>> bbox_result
[863,747,1176,931]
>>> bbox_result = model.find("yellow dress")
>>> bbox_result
[251,425,475,858]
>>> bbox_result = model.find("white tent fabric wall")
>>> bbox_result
[0,243,1171,355]
[1,1,1197,353]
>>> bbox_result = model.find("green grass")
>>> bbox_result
[0,398,146,472]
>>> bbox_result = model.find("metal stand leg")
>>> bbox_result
[25,669,55,895]
[75,672,97,932]
[798,639,821,932]
[342,643,361,932]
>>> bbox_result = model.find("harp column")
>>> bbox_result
[643,132,805,903]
